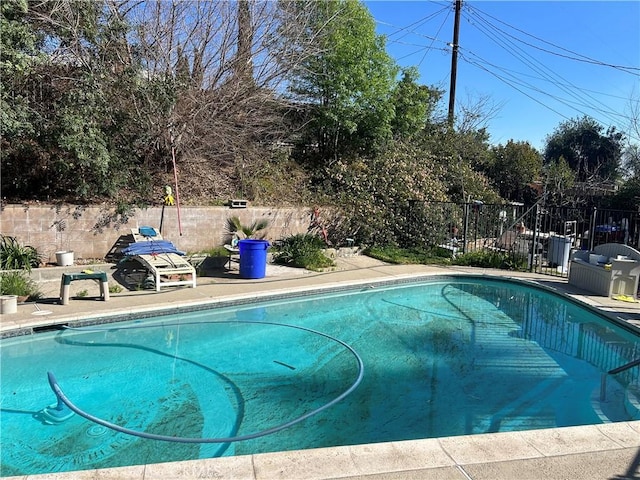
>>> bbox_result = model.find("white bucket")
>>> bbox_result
[0,295,18,315]
[55,251,74,266]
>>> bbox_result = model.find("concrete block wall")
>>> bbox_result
[0,204,312,263]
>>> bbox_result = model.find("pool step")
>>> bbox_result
[625,387,640,420]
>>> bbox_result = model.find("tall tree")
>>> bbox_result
[390,67,441,141]
[1,0,320,202]
[287,0,398,163]
[235,0,254,85]
[132,0,320,200]
[544,157,576,206]
[544,116,624,183]
[487,140,542,202]
[621,89,640,179]
[607,175,640,211]
[1,0,149,200]
[0,0,40,139]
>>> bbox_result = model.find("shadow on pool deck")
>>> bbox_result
[2,256,639,480]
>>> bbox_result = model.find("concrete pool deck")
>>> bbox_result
[2,256,639,480]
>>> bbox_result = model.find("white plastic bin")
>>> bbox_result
[0,295,18,314]
[548,235,572,273]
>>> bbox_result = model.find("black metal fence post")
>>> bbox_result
[462,201,469,254]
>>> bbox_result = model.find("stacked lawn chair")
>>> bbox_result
[122,227,196,292]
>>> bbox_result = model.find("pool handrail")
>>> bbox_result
[600,357,640,401]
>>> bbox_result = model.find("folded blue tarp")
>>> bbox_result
[138,226,159,237]
[122,240,185,256]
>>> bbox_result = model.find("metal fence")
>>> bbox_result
[411,200,639,278]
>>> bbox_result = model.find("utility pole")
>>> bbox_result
[447,0,462,126]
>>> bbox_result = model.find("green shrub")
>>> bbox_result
[272,234,335,270]
[453,250,527,270]
[0,235,42,271]
[0,271,42,300]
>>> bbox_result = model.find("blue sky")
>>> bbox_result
[365,1,640,151]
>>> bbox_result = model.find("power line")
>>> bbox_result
[374,8,452,68]
[461,5,628,129]
[379,5,450,41]
[461,52,569,119]
[370,1,639,141]
[374,15,451,46]
[466,4,640,75]
[460,49,627,122]
[459,50,639,143]
[416,6,451,69]
[456,60,635,102]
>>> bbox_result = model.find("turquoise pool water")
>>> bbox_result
[1,277,639,476]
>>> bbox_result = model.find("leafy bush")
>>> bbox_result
[453,250,528,270]
[0,235,42,271]
[322,147,449,247]
[272,234,335,271]
[0,271,42,300]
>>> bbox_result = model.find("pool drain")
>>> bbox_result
[86,425,108,437]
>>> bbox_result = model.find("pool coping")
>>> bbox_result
[4,269,639,337]
[2,262,640,479]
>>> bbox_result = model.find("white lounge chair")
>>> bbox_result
[123,227,197,292]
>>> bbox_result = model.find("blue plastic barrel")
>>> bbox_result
[238,239,270,279]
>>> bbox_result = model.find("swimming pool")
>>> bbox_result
[1,276,639,476]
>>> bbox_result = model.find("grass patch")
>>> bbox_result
[365,245,528,271]
[364,245,454,265]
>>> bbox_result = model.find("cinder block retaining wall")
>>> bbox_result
[0,204,312,263]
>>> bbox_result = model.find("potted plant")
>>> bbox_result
[225,216,269,240]
[51,219,74,266]
[200,246,234,273]
[188,246,232,274]
[206,246,233,269]
[0,271,42,305]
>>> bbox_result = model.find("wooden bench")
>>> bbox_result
[568,243,640,299]
[60,271,110,305]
